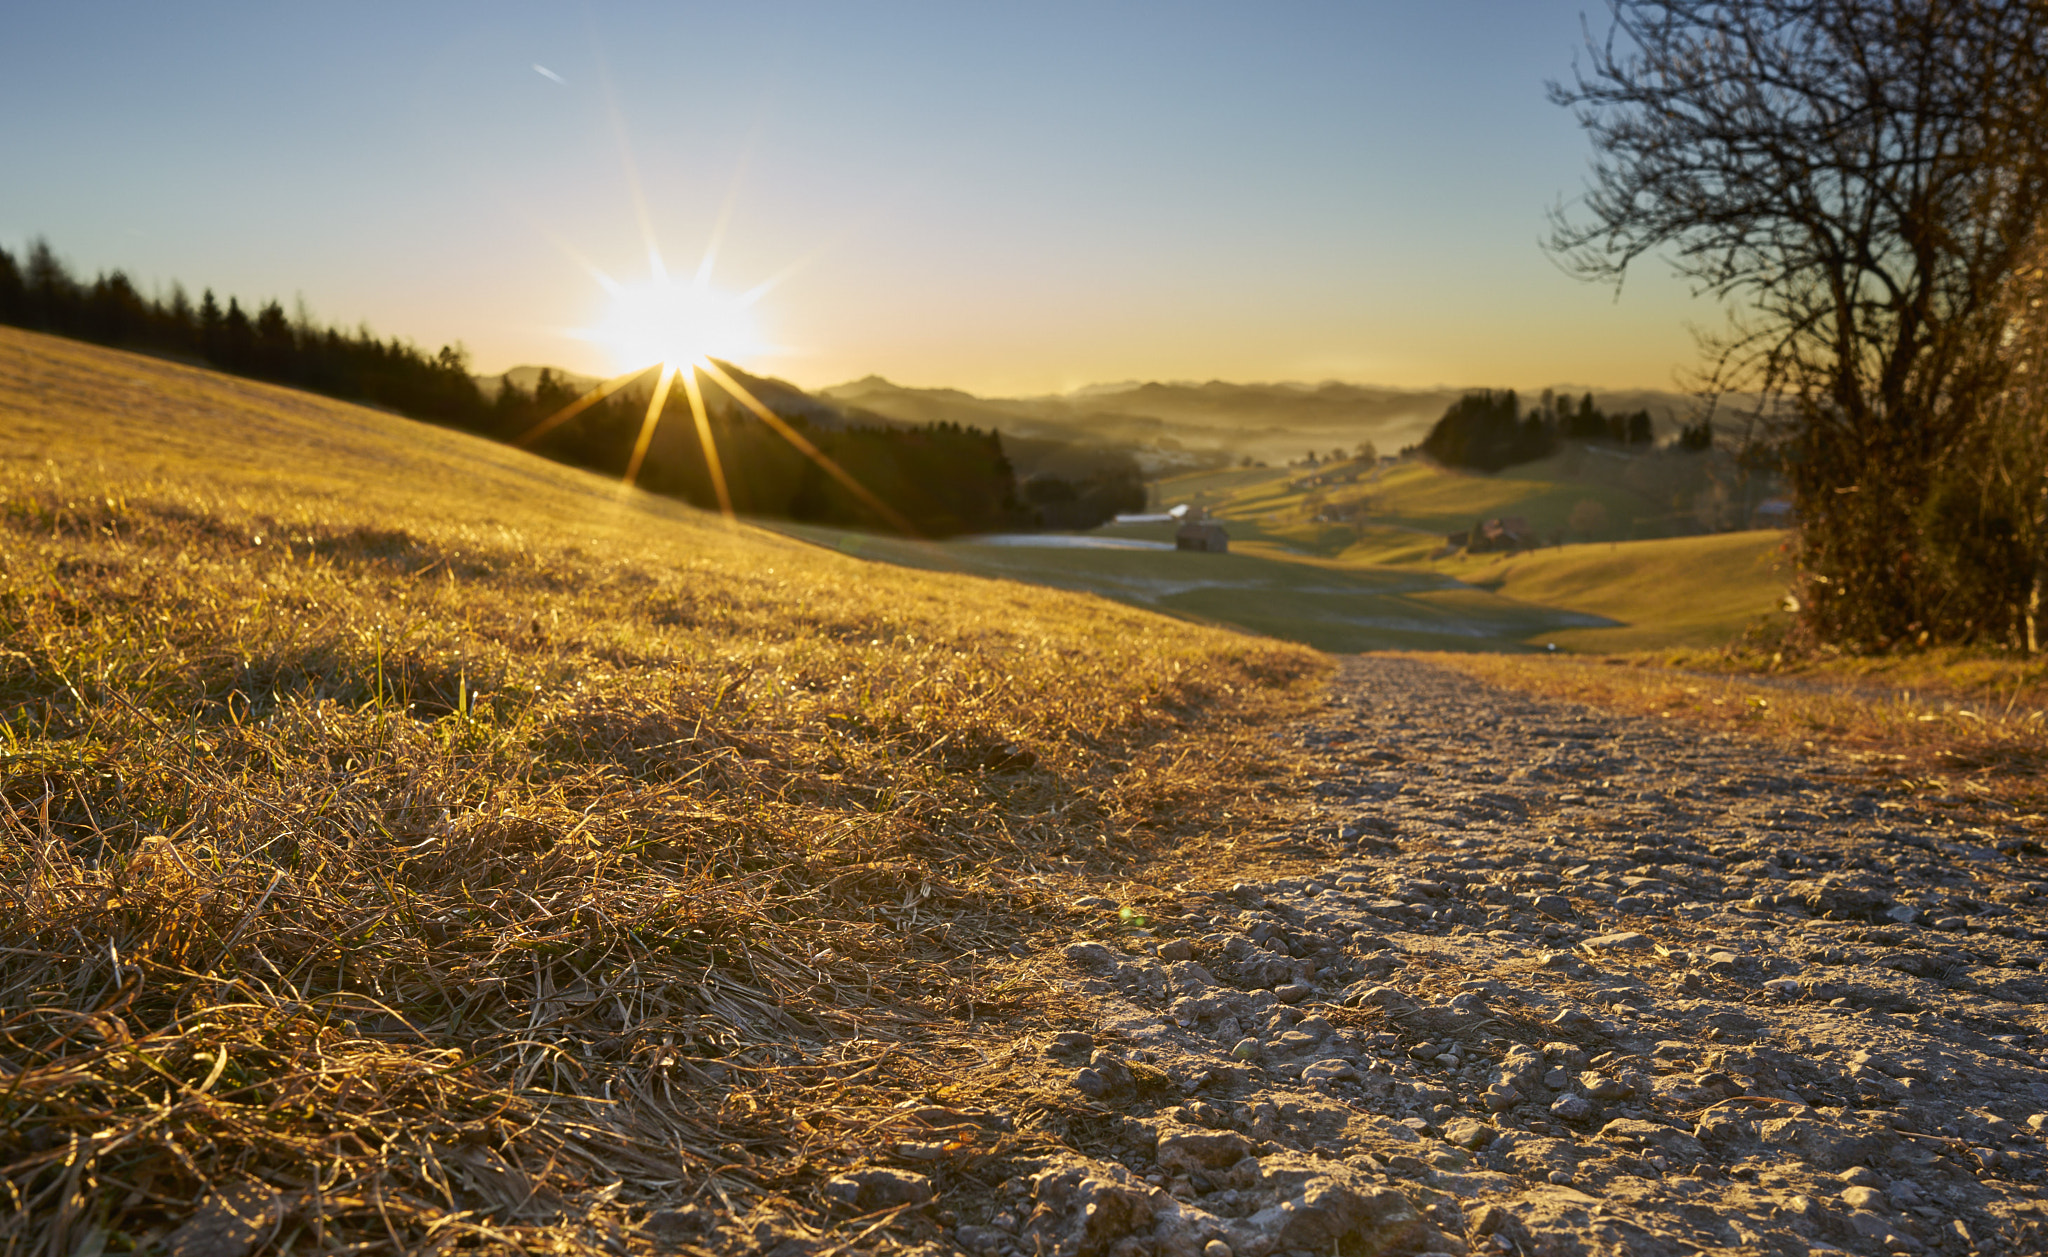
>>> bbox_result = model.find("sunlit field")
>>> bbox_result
[817,455,1791,656]
[0,327,1321,1252]
[1447,530,1792,652]
[773,524,1618,653]
[1122,455,1791,652]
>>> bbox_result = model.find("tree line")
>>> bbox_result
[0,240,1026,537]
[1418,388,1660,472]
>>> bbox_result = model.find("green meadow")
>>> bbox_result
[780,451,1795,654]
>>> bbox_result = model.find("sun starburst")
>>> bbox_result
[514,198,914,534]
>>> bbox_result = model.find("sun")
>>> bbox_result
[582,273,764,371]
[512,142,916,533]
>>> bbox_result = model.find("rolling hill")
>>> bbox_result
[0,325,1318,1250]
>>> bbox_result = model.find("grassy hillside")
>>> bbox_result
[1453,530,1793,651]
[0,327,1320,1252]
[772,525,1621,653]
[1155,446,1774,551]
[1110,451,1792,651]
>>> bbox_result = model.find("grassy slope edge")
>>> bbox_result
[0,327,1323,1252]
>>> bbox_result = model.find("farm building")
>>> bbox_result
[1175,520,1229,552]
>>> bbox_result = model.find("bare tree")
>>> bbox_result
[1549,1,2048,649]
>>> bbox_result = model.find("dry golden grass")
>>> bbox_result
[0,328,1325,1253]
[1425,649,2048,817]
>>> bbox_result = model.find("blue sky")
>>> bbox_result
[1,2,1712,394]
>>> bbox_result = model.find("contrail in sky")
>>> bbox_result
[533,64,567,85]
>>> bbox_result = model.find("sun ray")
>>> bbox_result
[695,135,759,288]
[514,210,627,296]
[678,363,733,517]
[595,59,666,282]
[513,364,660,450]
[696,358,920,537]
[623,363,679,487]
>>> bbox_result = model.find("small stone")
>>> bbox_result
[1581,931,1653,952]
[1444,1118,1495,1149]
[1157,939,1194,962]
[1047,1032,1094,1058]
[1842,1185,1888,1210]
[1303,1058,1357,1084]
[1543,1067,1570,1089]
[1156,1127,1253,1174]
[1550,1094,1594,1121]
[1840,1166,1881,1187]
[1763,977,1802,999]
[1062,942,1120,972]
[1353,986,1416,1012]
[1482,1085,1521,1111]
[1231,1038,1261,1061]
[1550,1006,1594,1028]
[955,1224,1006,1254]
[1202,1242,1234,1257]
[1547,1169,1574,1184]
[824,1167,934,1209]
[1470,1204,1510,1236]
[2028,1113,2048,1132]
[1582,1073,1632,1100]
[1274,981,1315,1004]
[1070,1068,1113,1098]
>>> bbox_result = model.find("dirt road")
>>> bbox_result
[944,656,2048,1257]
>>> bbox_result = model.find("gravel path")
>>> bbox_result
[952,656,2048,1257]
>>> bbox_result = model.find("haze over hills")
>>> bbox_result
[822,375,1712,470]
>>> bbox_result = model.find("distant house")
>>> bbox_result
[1176,520,1229,552]
[1447,516,1536,554]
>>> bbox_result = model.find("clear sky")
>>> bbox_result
[1,2,1714,396]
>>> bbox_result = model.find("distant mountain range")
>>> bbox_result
[821,376,1710,470]
[481,364,1713,474]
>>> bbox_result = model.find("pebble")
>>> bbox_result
[823,1167,933,1209]
[1582,1073,1632,1100]
[1549,1094,1595,1121]
[1841,1185,1887,1210]
[1581,931,1653,952]
[1046,1032,1094,1058]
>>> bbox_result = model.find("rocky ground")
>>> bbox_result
[845,655,2048,1257]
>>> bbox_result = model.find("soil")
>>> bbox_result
[886,656,2048,1257]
